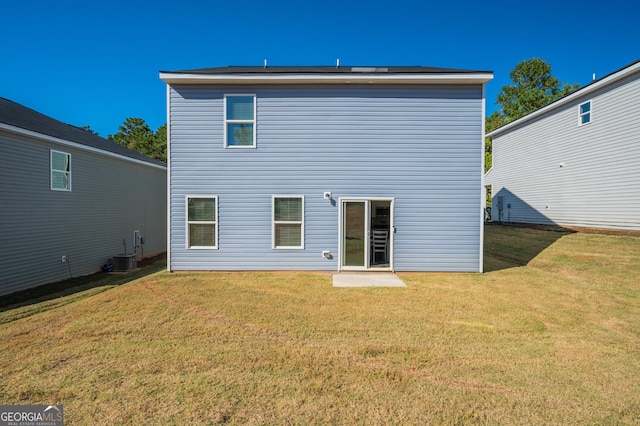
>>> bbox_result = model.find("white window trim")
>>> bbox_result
[272,195,304,249]
[186,195,218,250]
[578,100,592,126]
[50,149,71,191]
[224,94,257,149]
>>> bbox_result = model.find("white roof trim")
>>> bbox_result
[487,60,640,138]
[0,122,167,170]
[159,72,493,85]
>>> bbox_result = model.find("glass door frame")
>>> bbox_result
[338,197,394,271]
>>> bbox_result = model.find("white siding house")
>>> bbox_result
[0,98,167,296]
[160,66,493,272]
[485,59,640,230]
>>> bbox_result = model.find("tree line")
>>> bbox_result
[92,58,579,168]
[106,118,167,162]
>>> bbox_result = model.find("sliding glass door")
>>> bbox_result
[340,199,393,271]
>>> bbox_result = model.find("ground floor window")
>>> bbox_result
[187,196,217,249]
[273,196,304,249]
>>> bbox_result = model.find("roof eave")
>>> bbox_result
[0,122,167,170]
[159,72,493,85]
[487,59,640,138]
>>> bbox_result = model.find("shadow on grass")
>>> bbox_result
[484,223,575,272]
[0,253,166,317]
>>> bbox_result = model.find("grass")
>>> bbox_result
[1,225,639,424]
[0,254,167,324]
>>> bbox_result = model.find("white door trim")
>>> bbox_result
[338,197,394,272]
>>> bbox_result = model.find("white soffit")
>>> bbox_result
[159,72,493,85]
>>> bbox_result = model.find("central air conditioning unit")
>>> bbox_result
[112,254,137,272]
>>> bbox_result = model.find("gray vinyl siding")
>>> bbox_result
[0,130,167,296]
[486,70,640,230]
[169,84,484,272]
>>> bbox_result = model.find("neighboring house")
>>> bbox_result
[160,65,493,273]
[0,97,167,296]
[485,59,640,230]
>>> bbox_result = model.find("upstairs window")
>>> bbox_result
[273,196,304,249]
[51,150,71,191]
[579,101,591,125]
[187,196,217,249]
[225,95,256,148]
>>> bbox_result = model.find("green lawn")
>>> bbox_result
[1,225,639,425]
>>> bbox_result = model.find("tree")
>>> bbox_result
[108,118,166,162]
[485,111,505,134]
[484,111,505,171]
[496,58,580,123]
[152,123,167,161]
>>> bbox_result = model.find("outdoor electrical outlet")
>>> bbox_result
[61,256,67,263]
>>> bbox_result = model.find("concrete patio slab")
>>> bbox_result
[332,272,406,287]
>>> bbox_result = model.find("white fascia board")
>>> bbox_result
[487,60,640,138]
[159,72,493,85]
[0,122,167,170]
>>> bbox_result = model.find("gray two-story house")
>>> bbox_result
[0,97,167,296]
[160,65,493,273]
[485,59,640,230]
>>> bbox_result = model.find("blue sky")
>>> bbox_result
[2,0,638,137]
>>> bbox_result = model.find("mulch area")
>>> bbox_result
[560,225,640,237]
[488,221,640,237]
[0,253,166,309]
